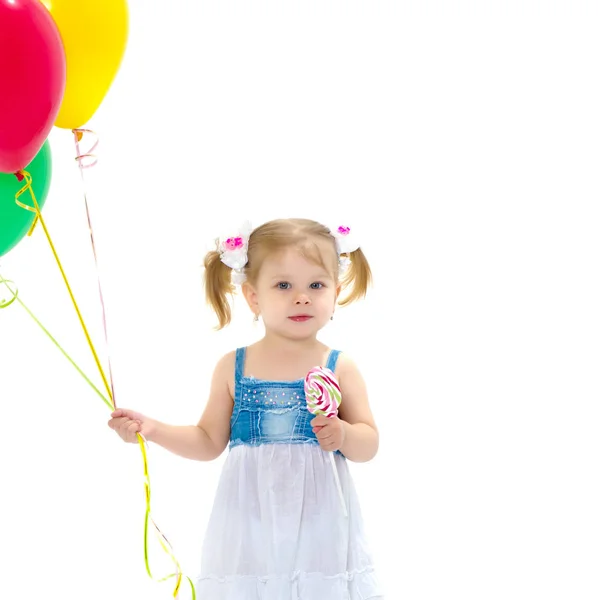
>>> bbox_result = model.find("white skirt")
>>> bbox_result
[194,443,384,599]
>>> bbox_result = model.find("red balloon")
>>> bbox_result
[0,0,66,174]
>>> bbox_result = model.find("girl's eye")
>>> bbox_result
[277,282,291,290]
[310,282,324,289]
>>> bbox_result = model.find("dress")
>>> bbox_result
[194,347,384,599]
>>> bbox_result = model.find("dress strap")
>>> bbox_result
[234,347,246,383]
[325,349,341,372]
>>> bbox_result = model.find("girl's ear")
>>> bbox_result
[242,281,260,317]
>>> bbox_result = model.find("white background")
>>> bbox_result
[1,1,599,598]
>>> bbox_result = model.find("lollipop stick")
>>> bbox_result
[328,452,348,517]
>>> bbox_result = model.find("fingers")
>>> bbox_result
[111,408,139,419]
[315,428,337,450]
[313,419,344,451]
[314,422,337,440]
[108,409,141,430]
[310,415,329,427]
[320,437,339,451]
[107,415,141,442]
[107,416,129,429]
[126,421,141,440]
[315,427,332,440]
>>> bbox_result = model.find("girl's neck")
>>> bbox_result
[258,331,325,357]
[247,334,330,381]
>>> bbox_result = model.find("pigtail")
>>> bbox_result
[338,247,372,306]
[203,244,236,329]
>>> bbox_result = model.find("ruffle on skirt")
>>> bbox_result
[195,565,383,599]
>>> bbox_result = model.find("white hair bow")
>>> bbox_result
[219,220,252,284]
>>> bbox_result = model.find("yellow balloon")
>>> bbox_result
[42,0,129,129]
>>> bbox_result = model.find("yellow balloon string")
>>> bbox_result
[14,170,114,408]
[138,433,197,599]
[27,213,39,236]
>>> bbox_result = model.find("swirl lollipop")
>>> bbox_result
[305,366,347,517]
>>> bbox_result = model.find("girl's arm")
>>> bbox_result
[336,354,380,463]
[124,352,235,461]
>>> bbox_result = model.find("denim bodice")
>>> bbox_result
[229,347,341,449]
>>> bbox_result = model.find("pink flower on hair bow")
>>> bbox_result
[223,236,244,251]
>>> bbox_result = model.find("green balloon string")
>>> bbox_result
[1,274,198,598]
[0,275,112,410]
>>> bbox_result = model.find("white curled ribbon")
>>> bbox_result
[230,269,247,285]
[338,255,352,276]
[219,220,252,284]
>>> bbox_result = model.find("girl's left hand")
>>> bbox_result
[311,415,346,452]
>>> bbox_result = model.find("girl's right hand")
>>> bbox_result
[108,408,156,443]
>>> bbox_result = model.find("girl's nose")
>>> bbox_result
[295,294,311,305]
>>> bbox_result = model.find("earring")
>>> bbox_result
[254,314,259,322]
[330,315,334,321]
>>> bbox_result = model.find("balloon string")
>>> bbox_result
[0,277,195,598]
[73,128,99,168]
[0,276,113,410]
[72,129,117,407]
[138,433,197,599]
[71,131,196,599]
[14,170,114,407]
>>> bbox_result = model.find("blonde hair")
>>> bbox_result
[204,218,372,329]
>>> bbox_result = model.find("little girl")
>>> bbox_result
[108,218,384,599]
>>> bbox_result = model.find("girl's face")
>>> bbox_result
[243,244,339,341]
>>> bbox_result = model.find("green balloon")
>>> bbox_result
[0,140,52,258]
